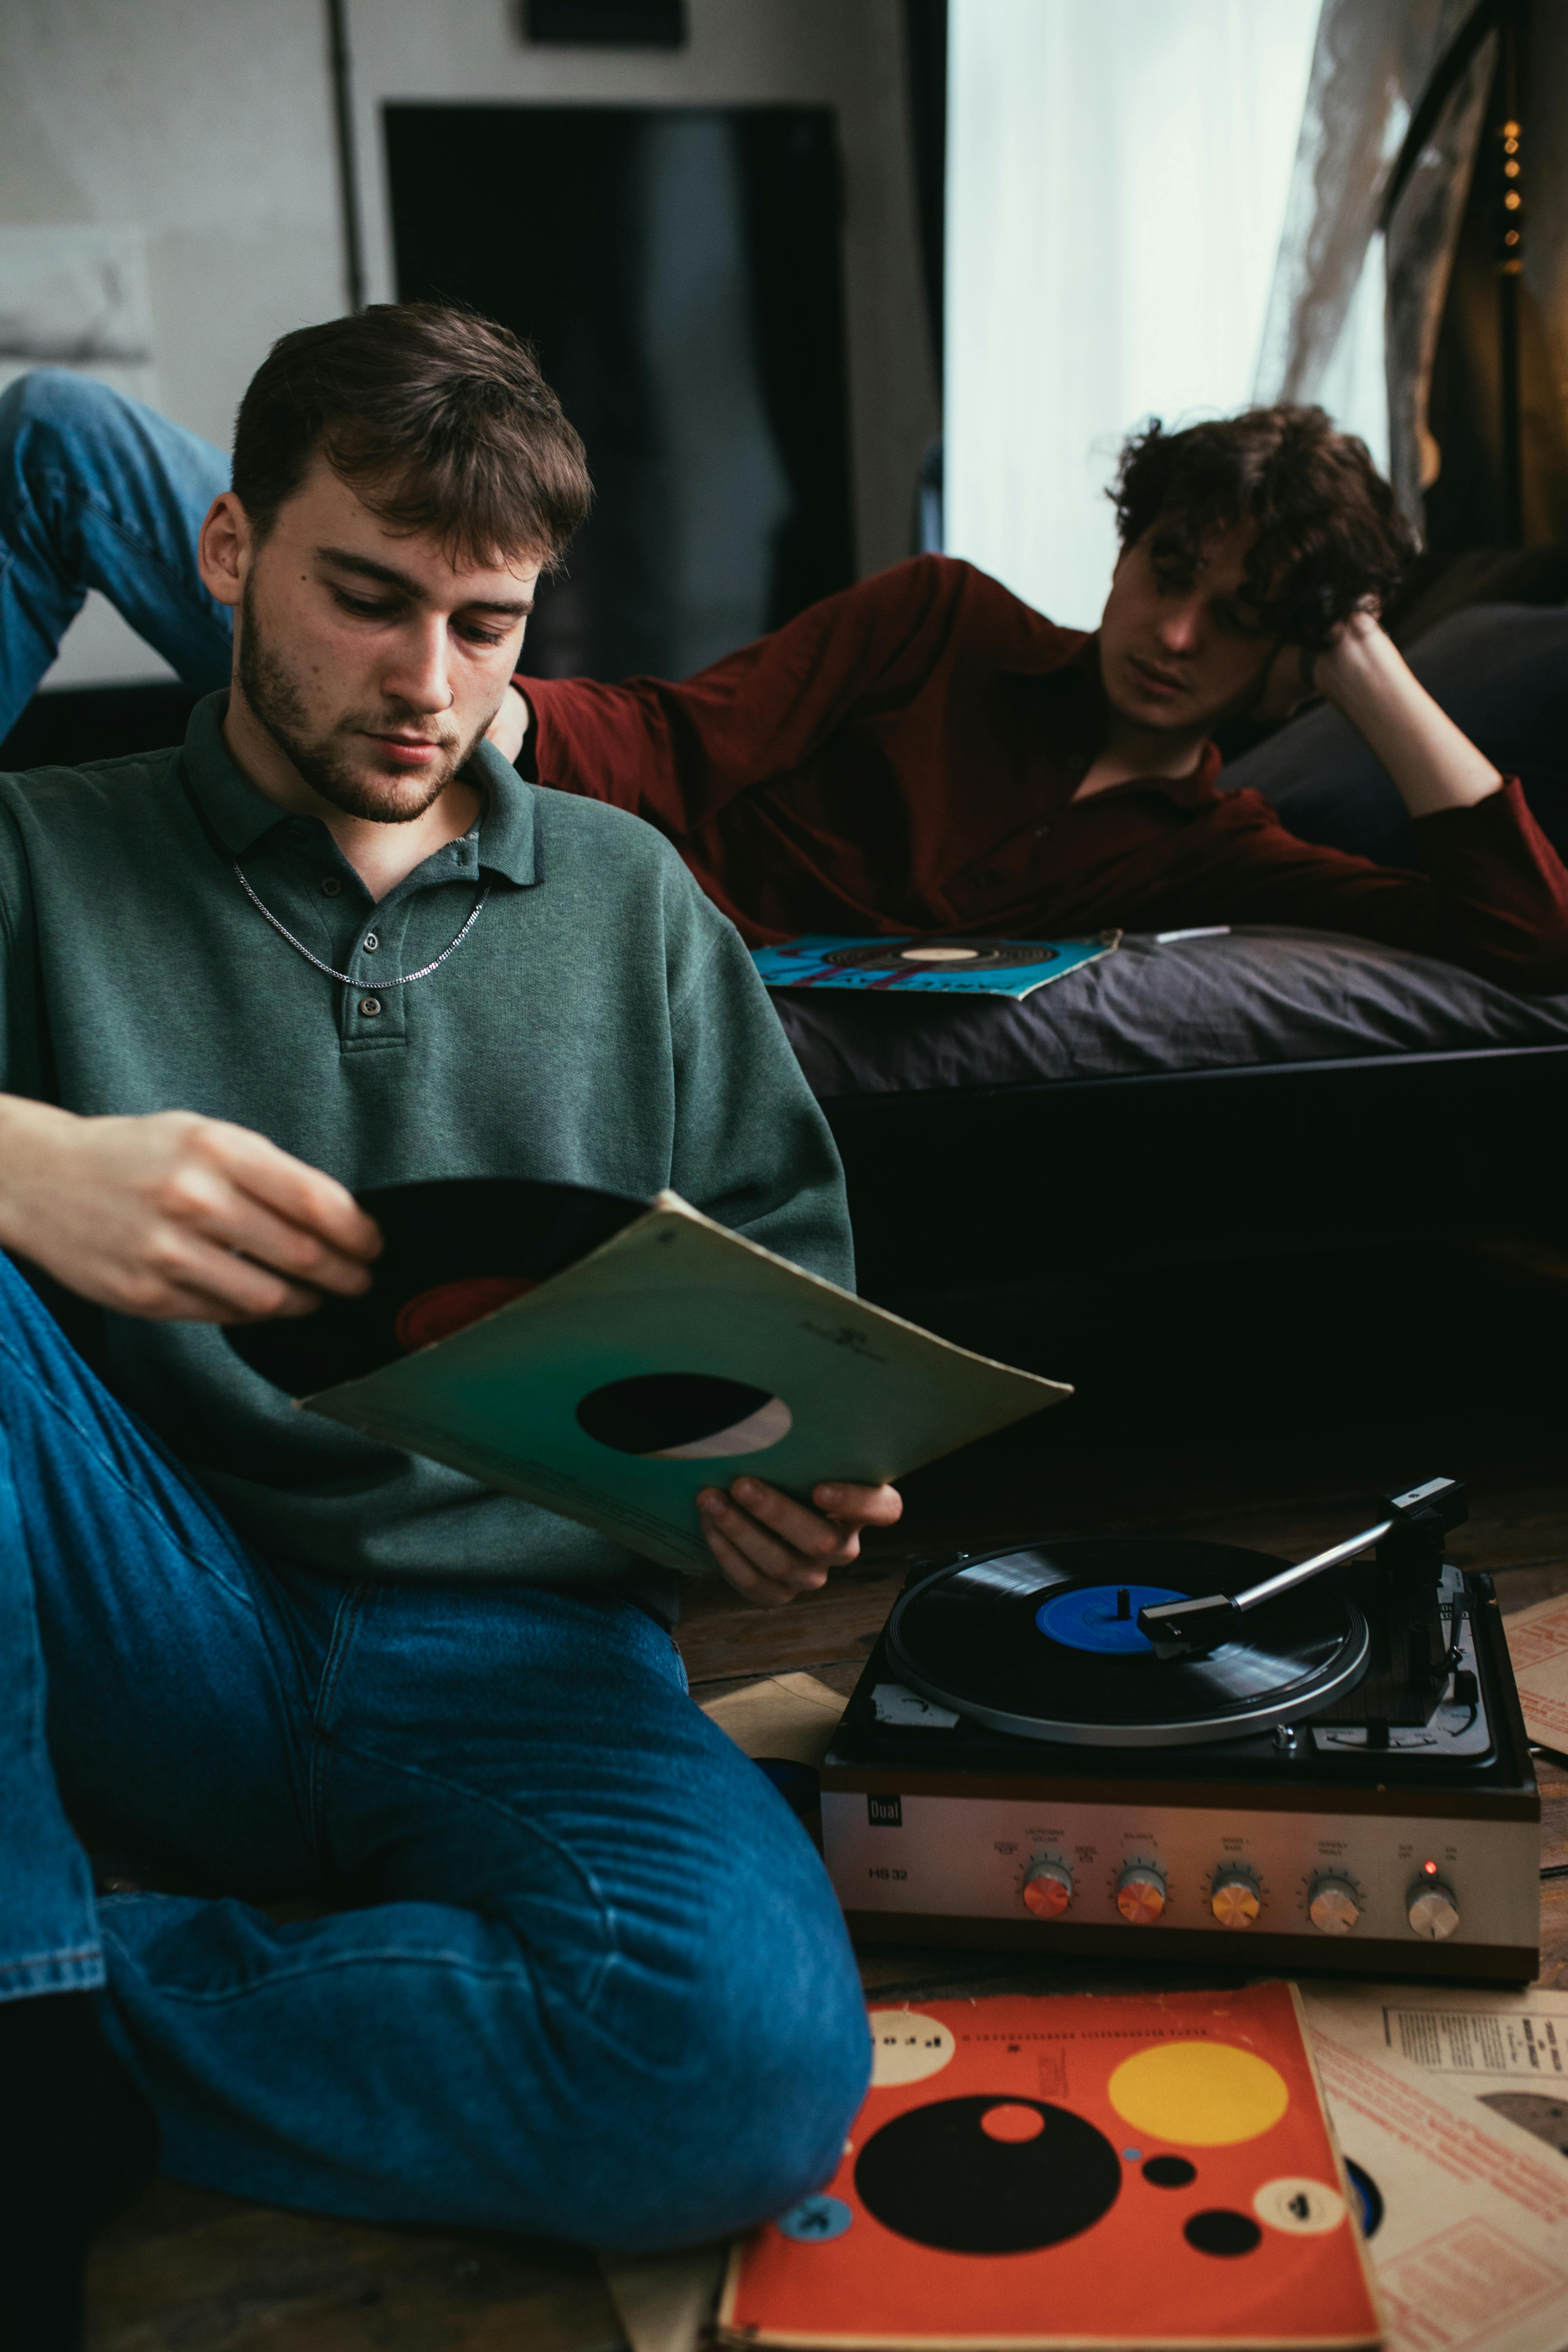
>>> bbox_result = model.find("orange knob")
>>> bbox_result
[1210,1870,1261,1928]
[1116,1866,1166,1925]
[1022,1860,1072,1918]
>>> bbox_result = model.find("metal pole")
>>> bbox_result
[326,0,367,315]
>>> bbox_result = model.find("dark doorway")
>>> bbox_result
[384,103,855,684]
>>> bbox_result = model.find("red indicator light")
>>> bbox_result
[1423,1860,1438,1876]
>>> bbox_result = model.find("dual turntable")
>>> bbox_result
[822,1479,1541,1980]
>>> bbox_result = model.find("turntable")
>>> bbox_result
[822,1478,1541,1980]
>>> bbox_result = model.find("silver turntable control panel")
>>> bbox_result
[821,1790,1539,1950]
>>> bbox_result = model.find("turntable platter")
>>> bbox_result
[887,1537,1369,1748]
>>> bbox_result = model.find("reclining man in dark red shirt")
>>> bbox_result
[2,383,1565,991]
[513,406,1568,993]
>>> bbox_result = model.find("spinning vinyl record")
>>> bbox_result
[227,1176,647,1394]
[887,1537,1369,1748]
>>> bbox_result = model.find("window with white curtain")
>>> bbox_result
[944,0,1323,629]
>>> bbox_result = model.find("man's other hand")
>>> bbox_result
[485,684,531,766]
[1296,604,1501,817]
[1254,603,1379,723]
[0,1099,381,1322]
[698,1475,903,1607]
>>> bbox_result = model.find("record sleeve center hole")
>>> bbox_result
[575,1372,793,1460]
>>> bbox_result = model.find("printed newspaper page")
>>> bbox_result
[1301,1983,1568,2352]
[1503,1591,1568,1755]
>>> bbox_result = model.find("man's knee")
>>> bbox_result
[0,367,127,468]
[561,1827,871,2250]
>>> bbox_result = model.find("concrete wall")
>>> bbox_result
[0,0,346,685]
[0,0,934,691]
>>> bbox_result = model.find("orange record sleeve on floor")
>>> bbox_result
[717,1981,1382,2350]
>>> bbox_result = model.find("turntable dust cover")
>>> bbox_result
[300,1191,1069,1575]
[718,1981,1383,2350]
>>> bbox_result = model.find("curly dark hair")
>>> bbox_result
[1109,406,1417,650]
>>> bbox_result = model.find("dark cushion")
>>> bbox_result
[1219,603,1568,865]
[771,926,1568,1100]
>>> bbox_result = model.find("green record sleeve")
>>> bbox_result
[302,1192,1070,1575]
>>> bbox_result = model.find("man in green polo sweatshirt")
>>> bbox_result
[0,304,893,2340]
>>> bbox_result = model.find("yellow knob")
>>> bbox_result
[1116,1866,1166,1924]
[1210,1872,1260,1928]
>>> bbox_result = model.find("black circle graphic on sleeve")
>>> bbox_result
[853,2097,1121,2253]
[1184,2209,1263,2257]
[575,1373,790,1458]
[1142,2156,1197,2188]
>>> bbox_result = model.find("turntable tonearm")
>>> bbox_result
[821,1479,1540,1980]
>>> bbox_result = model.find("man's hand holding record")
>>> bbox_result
[697,1474,903,1608]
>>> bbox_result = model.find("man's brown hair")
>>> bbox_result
[232,303,592,570]
[1109,405,1417,650]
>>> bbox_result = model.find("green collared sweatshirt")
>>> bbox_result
[0,694,853,1591]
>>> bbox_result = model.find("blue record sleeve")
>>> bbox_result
[750,931,1119,1000]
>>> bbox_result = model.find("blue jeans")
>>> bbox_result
[0,369,232,738]
[0,1250,869,2247]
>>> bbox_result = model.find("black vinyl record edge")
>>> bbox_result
[227,1174,650,1394]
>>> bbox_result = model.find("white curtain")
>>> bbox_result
[944,0,1321,630]
[1252,0,1492,527]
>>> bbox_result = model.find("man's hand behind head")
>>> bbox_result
[1253,602,1383,725]
[0,1099,380,1322]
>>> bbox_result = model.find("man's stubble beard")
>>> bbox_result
[237,575,487,824]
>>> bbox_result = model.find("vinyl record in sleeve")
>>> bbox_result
[226,1176,648,1394]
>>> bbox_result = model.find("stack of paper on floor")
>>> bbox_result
[1503,1590,1568,1755]
[1300,1982,1568,2352]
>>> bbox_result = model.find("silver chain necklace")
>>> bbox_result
[232,861,491,989]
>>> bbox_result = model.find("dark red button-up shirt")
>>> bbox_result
[523,555,1568,992]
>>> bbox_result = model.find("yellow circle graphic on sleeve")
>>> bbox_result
[867,2010,957,2087]
[1107,2041,1289,2146]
